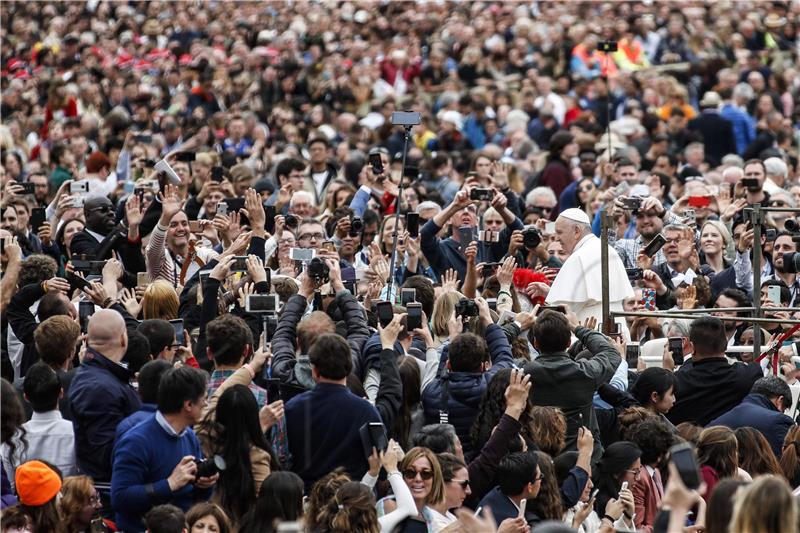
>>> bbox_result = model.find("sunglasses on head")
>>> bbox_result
[403,468,434,480]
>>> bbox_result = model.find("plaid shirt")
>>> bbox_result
[207,369,289,466]
[615,235,668,269]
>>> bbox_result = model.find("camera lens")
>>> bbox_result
[522,228,541,250]
[785,219,799,233]
[349,217,364,237]
[285,215,299,229]
[783,253,800,274]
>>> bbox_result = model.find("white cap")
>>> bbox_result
[558,208,591,225]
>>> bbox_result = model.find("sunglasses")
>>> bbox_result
[403,468,434,481]
[451,478,470,489]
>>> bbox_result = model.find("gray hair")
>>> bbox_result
[751,376,792,409]
[417,201,442,214]
[764,157,788,179]
[526,186,557,207]
[289,190,314,207]
[721,154,744,168]
[722,166,744,181]
[733,82,754,101]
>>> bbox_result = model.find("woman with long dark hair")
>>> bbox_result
[197,383,280,523]
[697,426,739,501]
[470,369,535,453]
[592,441,639,531]
[238,472,304,533]
[527,452,564,523]
[734,427,782,478]
[780,426,800,488]
[392,356,423,450]
[629,367,677,430]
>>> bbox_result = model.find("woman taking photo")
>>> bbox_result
[378,447,452,532]
[592,441,639,531]
[197,378,280,524]
[238,472,304,533]
[318,442,415,533]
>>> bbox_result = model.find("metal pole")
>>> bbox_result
[601,211,611,334]
[650,306,800,314]
[752,204,763,357]
[611,310,800,325]
[385,125,412,301]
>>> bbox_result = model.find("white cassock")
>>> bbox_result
[546,233,634,337]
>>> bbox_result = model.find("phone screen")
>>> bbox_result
[79,301,95,333]
[369,153,384,175]
[458,226,474,253]
[376,301,393,328]
[30,208,46,233]
[406,212,420,238]
[170,319,185,346]
[643,234,667,257]
[265,205,276,234]
[367,422,388,453]
[669,337,684,365]
[406,303,422,330]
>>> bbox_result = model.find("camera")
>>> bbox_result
[626,268,644,281]
[455,297,479,317]
[349,216,364,237]
[478,230,500,243]
[621,197,642,211]
[597,40,618,53]
[307,257,330,283]
[522,227,541,250]
[285,214,299,229]
[470,188,494,201]
[70,181,90,194]
[782,253,800,274]
[195,455,226,478]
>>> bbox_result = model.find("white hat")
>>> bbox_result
[440,110,463,131]
[558,208,591,225]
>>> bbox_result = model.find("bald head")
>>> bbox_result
[87,309,128,362]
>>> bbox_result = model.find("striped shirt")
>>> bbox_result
[145,223,218,286]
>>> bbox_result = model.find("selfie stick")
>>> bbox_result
[385,123,414,301]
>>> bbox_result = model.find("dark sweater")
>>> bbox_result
[285,382,381,489]
[111,413,210,532]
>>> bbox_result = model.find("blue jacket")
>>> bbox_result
[115,403,158,441]
[422,324,514,458]
[285,382,381,489]
[420,218,523,282]
[478,487,519,526]
[111,413,210,532]
[69,348,141,482]
[708,393,794,457]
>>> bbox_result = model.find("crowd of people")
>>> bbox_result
[2,0,800,532]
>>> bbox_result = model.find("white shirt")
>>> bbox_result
[312,170,329,199]
[2,410,77,489]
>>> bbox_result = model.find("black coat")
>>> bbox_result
[667,357,763,427]
[687,112,737,166]
[69,227,145,288]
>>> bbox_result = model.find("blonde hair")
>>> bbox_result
[431,291,464,338]
[142,280,179,320]
[400,447,445,507]
[701,220,731,248]
[730,475,797,533]
[59,476,96,530]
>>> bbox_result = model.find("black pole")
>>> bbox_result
[385,125,413,301]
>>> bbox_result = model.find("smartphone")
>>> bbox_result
[684,209,696,225]
[264,205,276,234]
[376,301,393,328]
[70,196,85,208]
[369,152,384,175]
[641,288,656,311]
[169,319,185,346]
[137,272,151,287]
[590,488,599,501]
[289,248,315,262]
[321,240,337,253]
[642,234,667,257]
[199,271,211,291]
[626,342,640,369]
[518,498,527,519]
[66,271,92,291]
[69,181,90,194]
[175,151,196,162]
[400,288,416,306]
[133,134,152,143]
[230,256,249,273]
[626,267,643,281]
[79,301,95,334]
[367,422,389,453]
[17,182,35,195]
[742,178,759,189]
[188,220,202,234]
[406,302,423,330]
[406,212,420,238]
[767,285,782,305]
[670,442,701,489]
[668,337,685,366]
[687,196,711,208]
[621,481,628,492]
[211,166,224,182]
[246,294,279,314]
[458,226,474,254]
[216,202,228,216]
[30,207,46,233]
[482,262,500,278]
[470,187,494,201]
[537,305,566,315]
[766,228,777,242]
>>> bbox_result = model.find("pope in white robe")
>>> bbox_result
[546,209,634,335]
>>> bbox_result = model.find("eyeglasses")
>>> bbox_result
[533,473,545,482]
[278,238,296,245]
[403,468,434,481]
[298,232,325,242]
[578,186,594,193]
[450,478,470,489]
[89,493,101,505]
[770,201,788,207]
[533,205,553,213]
[626,467,642,477]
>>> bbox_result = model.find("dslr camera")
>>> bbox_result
[307,257,330,284]
[455,297,479,317]
[195,455,226,478]
[285,214,299,229]
[349,216,364,237]
[522,227,541,250]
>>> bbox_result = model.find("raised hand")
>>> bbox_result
[497,256,516,287]
[259,400,285,431]
[119,287,142,318]
[504,368,532,418]
[379,313,407,350]
[158,184,182,225]
[126,193,144,228]
[245,254,267,284]
[244,188,265,235]
[442,268,459,292]
[210,254,236,281]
